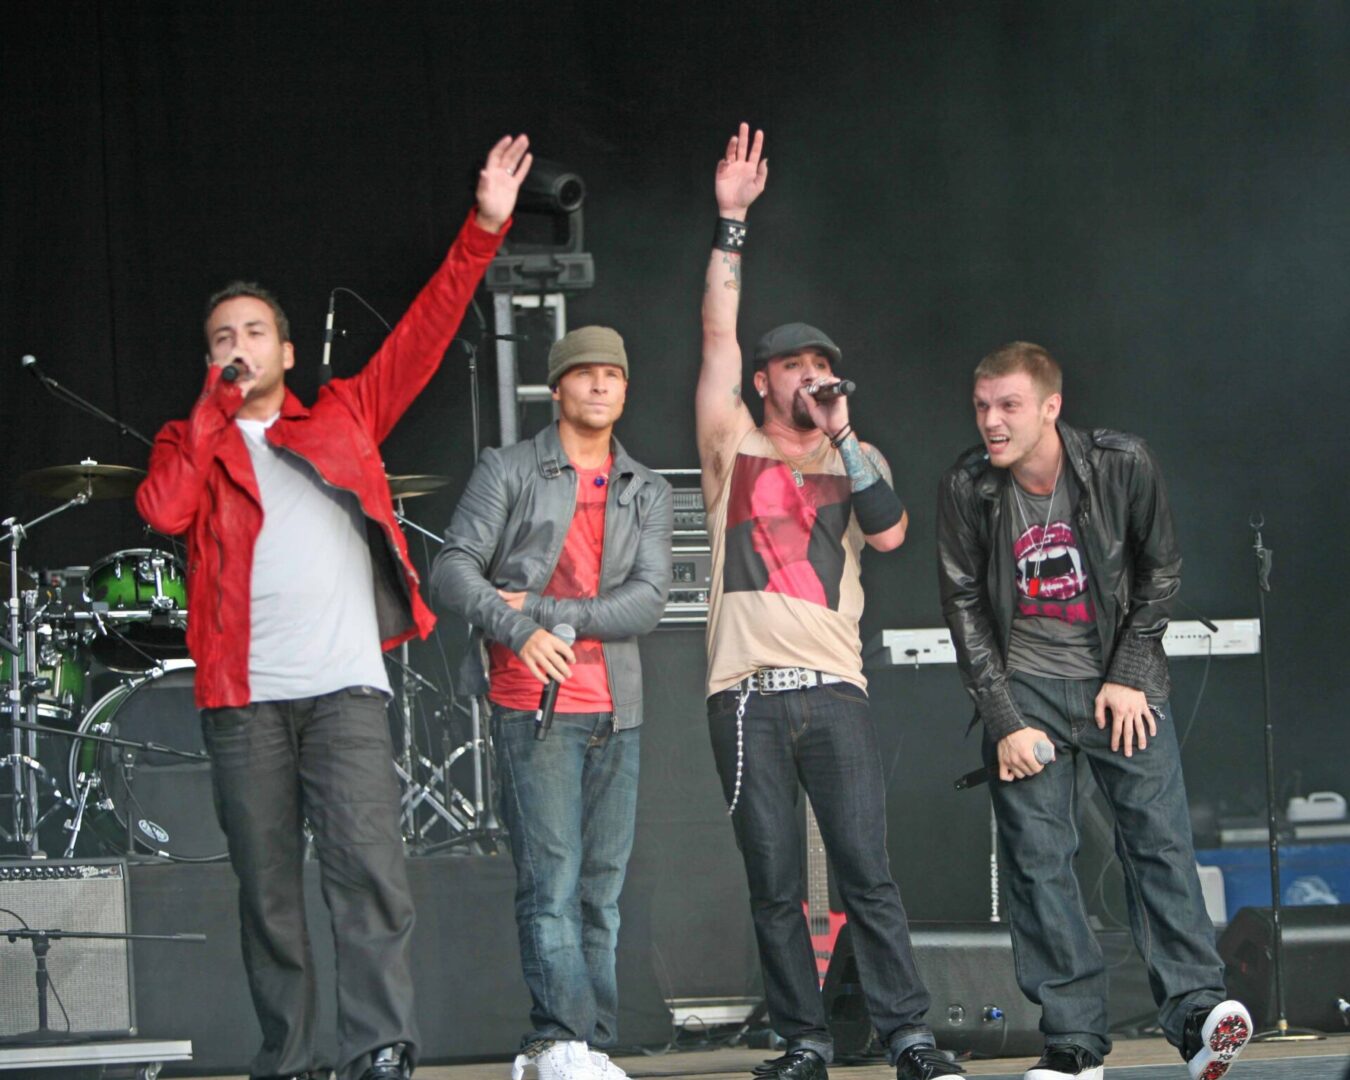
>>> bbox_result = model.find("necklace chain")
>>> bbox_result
[766,431,829,487]
[1012,459,1063,585]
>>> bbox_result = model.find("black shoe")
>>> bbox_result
[1023,1044,1103,1080]
[750,1049,828,1080]
[359,1044,412,1080]
[896,1043,965,1079]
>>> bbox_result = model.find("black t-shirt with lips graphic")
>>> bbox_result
[1004,468,1104,680]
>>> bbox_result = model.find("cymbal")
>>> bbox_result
[19,462,146,500]
[387,474,449,499]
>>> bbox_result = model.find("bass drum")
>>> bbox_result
[69,661,226,862]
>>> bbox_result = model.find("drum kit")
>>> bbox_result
[3,461,503,864]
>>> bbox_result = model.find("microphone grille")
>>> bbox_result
[1033,740,1055,765]
[553,623,577,646]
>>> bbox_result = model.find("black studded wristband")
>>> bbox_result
[713,217,747,253]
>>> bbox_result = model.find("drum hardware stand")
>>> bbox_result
[4,490,92,856]
[0,924,205,1046]
[391,505,505,854]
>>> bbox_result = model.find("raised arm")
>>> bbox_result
[338,135,532,444]
[696,123,766,508]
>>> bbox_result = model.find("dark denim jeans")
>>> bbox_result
[707,682,934,1064]
[201,685,417,1080]
[987,672,1226,1059]
[493,707,640,1048]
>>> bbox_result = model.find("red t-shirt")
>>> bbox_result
[488,458,614,712]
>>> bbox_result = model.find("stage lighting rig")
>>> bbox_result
[485,158,594,293]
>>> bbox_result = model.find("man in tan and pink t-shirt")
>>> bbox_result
[695,125,964,1080]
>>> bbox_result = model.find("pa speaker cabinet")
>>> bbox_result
[0,859,135,1039]
[1218,903,1350,1031]
[822,921,1040,1058]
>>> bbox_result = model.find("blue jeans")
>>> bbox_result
[493,707,640,1048]
[988,672,1226,1059]
[201,686,417,1080]
[707,683,934,1065]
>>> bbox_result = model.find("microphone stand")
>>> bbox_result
[1247,514,1321,1043]
[0,925,205,1045]
[23,359,153,449]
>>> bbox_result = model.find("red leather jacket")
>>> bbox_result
[136,210,506,708]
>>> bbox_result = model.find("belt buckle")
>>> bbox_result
[755,667,803,694]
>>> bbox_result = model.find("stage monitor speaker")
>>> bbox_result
[1218,903,1350,1031]
[822,921,1040,1058]
[0,859,135,1039]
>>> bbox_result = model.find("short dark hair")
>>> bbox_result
[974,341,1062,400]
[204,281,291,344]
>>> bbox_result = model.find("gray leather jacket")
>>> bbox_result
[431,422,673,729]
[937,421,1180,741]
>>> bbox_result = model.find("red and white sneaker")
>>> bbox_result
[1185,1000,1253,1080]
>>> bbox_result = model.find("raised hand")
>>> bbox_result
[715,122,767,219]
[476,134,533,233]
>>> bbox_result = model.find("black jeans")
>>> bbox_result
[202,686,417,1080]
[707,682,933,1064]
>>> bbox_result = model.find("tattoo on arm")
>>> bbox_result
[722,251,742,290]
[839,435,883,493]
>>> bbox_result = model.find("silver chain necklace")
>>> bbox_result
[1011,458,1062,596]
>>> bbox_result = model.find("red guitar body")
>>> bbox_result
[803,900,847,987]
[803,802,846,987]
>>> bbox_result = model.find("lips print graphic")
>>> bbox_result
[1013,520,1088,601]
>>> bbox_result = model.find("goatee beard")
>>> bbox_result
[791,400,815,431]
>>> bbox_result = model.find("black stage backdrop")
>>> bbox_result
[3,0,1348,1010]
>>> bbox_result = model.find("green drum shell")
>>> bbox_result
[84,548,189,673]
[0,647,86,719]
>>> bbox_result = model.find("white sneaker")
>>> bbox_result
[512,1041,600,1080]
[1186,1000,1253,1080]
[588,1050,629,1080]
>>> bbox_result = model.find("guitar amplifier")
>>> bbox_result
[657,469,712,627]
[0,859,136,1039]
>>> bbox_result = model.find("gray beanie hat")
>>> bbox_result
[547,326,629,387]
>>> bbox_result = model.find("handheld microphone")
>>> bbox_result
[21,354,39,373]
[534,623,577,741]
[320,291,336,385]
[220,359,247,383]
[954,739,1055,790]
[804,379,856,401]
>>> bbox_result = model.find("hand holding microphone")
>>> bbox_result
[803,378,857,402]
[534,623,577,741]
[954,737,1055,790]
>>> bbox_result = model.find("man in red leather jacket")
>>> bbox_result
[136,135,531,1080]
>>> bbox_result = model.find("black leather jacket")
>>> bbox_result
[432,421,673,730]
[936,421,1180,741]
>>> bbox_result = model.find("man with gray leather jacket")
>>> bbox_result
[432,325,672,1080]
[936,341,1250,1080]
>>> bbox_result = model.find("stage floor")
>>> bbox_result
[186,1035,1350,1080]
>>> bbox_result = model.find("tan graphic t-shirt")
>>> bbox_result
[705,428,867,696]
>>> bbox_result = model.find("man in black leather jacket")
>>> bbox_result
[936,342,1250,1080]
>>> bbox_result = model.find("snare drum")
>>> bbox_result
[69,661,225,862]
[84,548,189,672]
